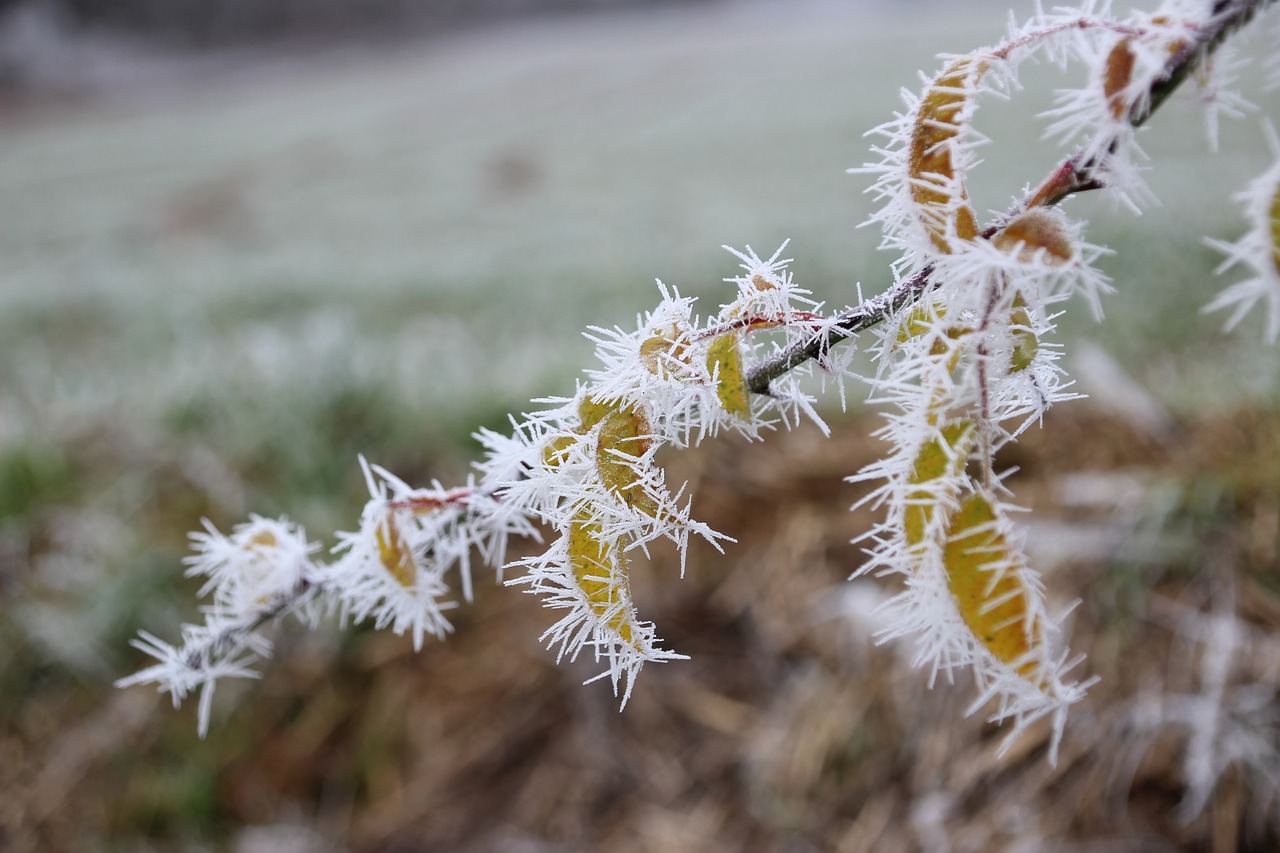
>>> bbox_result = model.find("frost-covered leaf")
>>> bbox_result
[909,56,986,253]
[905,419,977,548]
[596,408,659,517]
[943,491,1044,680]
[705,333,751,419]
[567,513,638,648]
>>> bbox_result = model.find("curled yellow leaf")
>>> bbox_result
[596,408,659,517]
[910,56,985,253]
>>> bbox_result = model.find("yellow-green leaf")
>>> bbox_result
[577,395,617,432]
[244,529,277,553]
[896,302,946,343]
[1007,298,1039,373]
[895,302,973,367]
[541,433,577,470]
[904,419,977,548]
[596,408,659,517]
[943,491,1044,679]
[706,333,751,419]
[375,515,416,588]
[568,513,636,646]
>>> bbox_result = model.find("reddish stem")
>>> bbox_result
[693,311,827,341]
[389,489,477,513]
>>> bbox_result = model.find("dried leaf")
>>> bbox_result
[992,209,1074,265]
[910,56,984,252]
[1103,38,1135,120]
[640,324,692,378]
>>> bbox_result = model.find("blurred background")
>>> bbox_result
[2,0,1279,850]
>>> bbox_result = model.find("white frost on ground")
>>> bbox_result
[1,0,1275,457]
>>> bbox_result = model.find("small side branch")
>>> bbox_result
[746,0,1275,395]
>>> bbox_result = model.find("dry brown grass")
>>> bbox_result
[4,404,1280,852]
